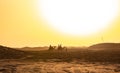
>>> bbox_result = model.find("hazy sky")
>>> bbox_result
[0,0,120,47]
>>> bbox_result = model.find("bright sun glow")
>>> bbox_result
[38,0,119,36]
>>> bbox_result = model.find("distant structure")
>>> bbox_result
[101,36,104,42]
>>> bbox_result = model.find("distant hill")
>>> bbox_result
[88,43,120,51]
[0,45,27,59]
[20,46,48,51]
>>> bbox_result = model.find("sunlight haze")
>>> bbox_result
[0,0,120,47]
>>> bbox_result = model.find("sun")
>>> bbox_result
[37,0,119,36]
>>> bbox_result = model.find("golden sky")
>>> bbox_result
[0,0,120,47]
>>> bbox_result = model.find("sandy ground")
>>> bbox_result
[0,60,120,73]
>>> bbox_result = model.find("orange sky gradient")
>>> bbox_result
[0,0,120,47]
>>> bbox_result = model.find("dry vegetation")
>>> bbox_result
[0,60,120,73]
[26,49,120,63]
[0,43,120,73]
